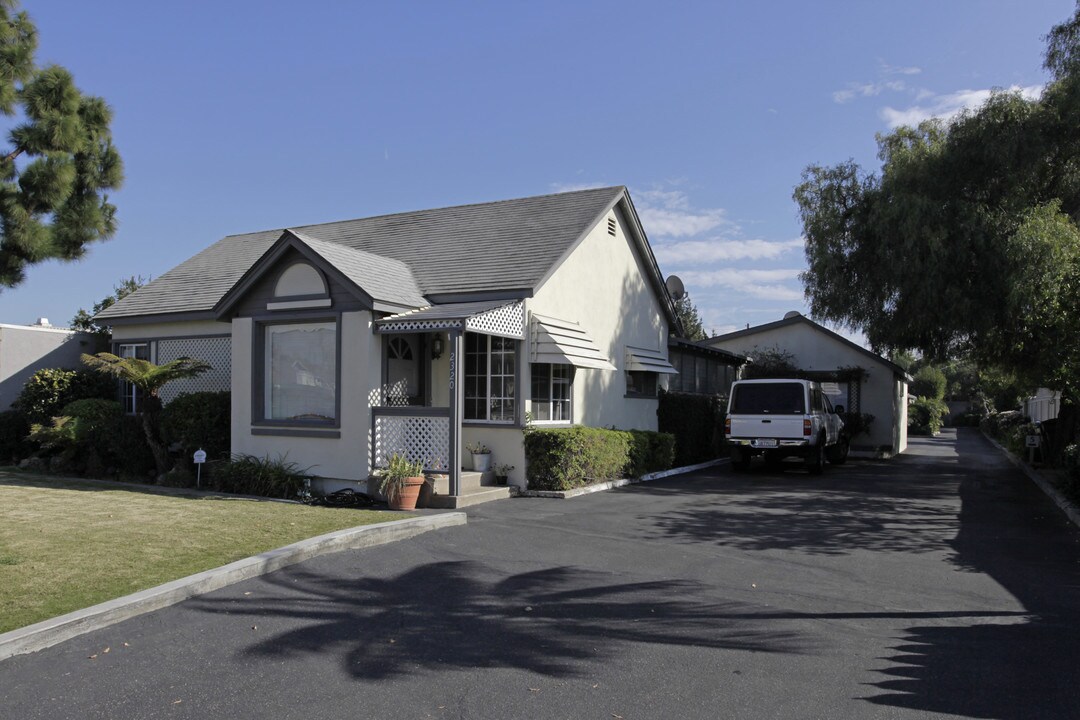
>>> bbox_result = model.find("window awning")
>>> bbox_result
[376,300,525,339]
[626,346,678,374]
[530,314,617,370]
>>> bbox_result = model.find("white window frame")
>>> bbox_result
[464,332,516,424]
[118,343,149,414]
[530,363,573,424]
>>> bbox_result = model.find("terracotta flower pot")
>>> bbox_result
[388,476,426,510]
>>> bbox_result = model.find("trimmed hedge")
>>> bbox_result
[627,429,676,476]
[524,426,674,491]
[657,391,725,465]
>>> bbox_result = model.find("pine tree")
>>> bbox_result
[673,293,708,341]
[0,0,123,288]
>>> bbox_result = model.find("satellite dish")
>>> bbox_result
[783,310,802,319]
[666,275,686,300]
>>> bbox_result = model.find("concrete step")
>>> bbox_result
[424,485,512,509]
[429,471,497,495]
[422,471,511,508]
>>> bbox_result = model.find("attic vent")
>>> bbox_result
[607,217,617,236]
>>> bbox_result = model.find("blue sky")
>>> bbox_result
[3,1,1072,338]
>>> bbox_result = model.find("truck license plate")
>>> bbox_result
[753,439,778,448]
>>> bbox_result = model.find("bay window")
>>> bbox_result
[464,333,516,422]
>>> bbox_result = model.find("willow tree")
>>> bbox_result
[793,4,1080,407]
[0,0,123,288]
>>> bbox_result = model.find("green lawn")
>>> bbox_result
[0,472,400,634]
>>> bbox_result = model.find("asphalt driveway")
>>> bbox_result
[3,428,1080,719]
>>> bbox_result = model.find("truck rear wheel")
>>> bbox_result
[731,448,751,472]
[806,439,825,475]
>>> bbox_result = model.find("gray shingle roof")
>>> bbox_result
[98,186,626,320]
[290,231,426,308]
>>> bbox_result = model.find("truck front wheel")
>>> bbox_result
[827,437,849,465]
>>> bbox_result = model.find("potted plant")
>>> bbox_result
[493,463,514,486]
[376,453,426,510]
[467,442,492,472]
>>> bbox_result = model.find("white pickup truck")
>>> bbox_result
[724,378,848,474]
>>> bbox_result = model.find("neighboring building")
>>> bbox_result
[0,320,98,410]
[96,187,681,502]
[1025,388,1061,423]
[666,337,746,397]
[706,312,911,457]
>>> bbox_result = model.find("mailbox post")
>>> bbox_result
[193,448,207,488]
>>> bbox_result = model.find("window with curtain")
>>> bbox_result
[530,363,572,422]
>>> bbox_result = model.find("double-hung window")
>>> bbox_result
[118,343,149,414]
[263,321,337,423]
[464,333,515,422]
[530,364,572,422]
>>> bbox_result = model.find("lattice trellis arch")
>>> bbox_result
[157,336,232,404]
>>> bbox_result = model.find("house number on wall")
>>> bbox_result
[448,351,456,391]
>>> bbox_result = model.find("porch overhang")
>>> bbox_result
[626,345,678,374]
[375,299,525,339]
[530,313,616,370]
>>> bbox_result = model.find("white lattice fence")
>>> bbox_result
[373,413,449,471]
[157,336,232,404]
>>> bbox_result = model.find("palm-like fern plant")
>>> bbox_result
[81,352,211,476]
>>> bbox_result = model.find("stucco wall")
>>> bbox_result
[0,325,97,409]
[529,204,668,432]
[112,320,231,341]
[709,322,907,455]
[231,311,383,483]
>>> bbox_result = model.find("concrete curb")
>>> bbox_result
[981,431,1080,530]
[515,458,730,499]
[0,512,466,662]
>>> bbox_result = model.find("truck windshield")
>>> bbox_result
[731,383,805,414]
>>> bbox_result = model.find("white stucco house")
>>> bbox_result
[96,187,681,504]
[707,313,911,457]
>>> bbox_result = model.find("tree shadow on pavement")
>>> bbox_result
[863,430,1080,718]
[633,457,962,556]
[187,561,811,681]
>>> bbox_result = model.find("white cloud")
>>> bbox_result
[833,80,908,104]
[654,237,803,264]
[633,188,729,238]
[880,84,1043,128]
[679,268,804,301]
[879,62,922,76]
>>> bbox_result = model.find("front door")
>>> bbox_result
[385,335,425,405]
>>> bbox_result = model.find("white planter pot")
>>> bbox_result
[472,453,492,472]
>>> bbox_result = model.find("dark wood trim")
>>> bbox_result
[251,427,341,439]
[251,315,343,429]
[103,311,223,326]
